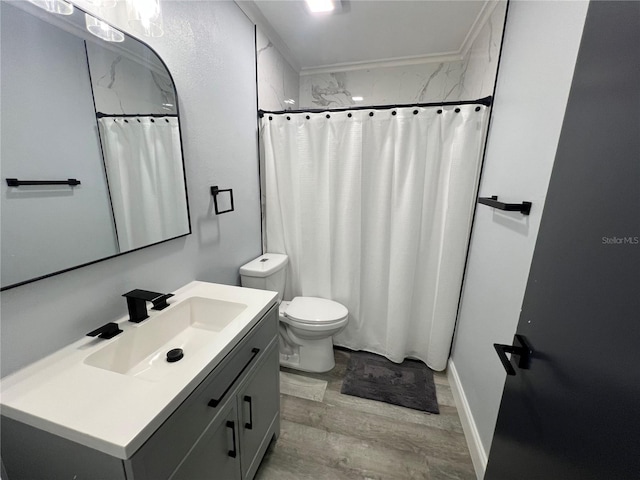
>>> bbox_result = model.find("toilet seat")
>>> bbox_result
[283,297,348,324]
[240,253,349,373]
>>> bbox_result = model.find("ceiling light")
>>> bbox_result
[352,96,363,102]
[85,14,125,42]
[305,0,335,14]
[84,0,117,8]
[284,99,296,105]
[28,0,74,15]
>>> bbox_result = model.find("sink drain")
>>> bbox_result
[166,348,184,363]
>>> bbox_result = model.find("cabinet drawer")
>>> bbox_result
[127,304,277,480]
[202,310,277,411]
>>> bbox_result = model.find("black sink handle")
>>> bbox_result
[86,322,122,340]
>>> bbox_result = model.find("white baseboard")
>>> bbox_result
[447,360,488,479]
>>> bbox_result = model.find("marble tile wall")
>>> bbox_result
[256,28,300,111]
[457,1,507,100]
[299,62,466,108]
[86,41,176,115]
[256,27,301,248]
[298,1,507,109]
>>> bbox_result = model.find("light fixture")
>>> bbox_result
[27,0,74,15]
[352,96,363,102]
[85,14,125,42]
[284,99,296,105]
[84,0,117,9]
[126,0,164,38]
[305,0,337,14]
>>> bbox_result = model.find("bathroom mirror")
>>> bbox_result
[0,0,190,290]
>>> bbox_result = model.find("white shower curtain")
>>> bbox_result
[261,105,489,371]
[98,117,189,252]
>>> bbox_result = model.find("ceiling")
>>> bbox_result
[237,0,490,73]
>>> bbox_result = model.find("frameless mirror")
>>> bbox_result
[0,0,190,290]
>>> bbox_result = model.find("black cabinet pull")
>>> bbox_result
[243,395,253,430]
[494,335,533,376]
[208,348,260,408]
[226,421,237,458]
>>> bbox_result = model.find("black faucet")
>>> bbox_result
[123,289,174,323]
[87,322,122,339]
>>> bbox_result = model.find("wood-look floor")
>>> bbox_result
[255,349,475,480]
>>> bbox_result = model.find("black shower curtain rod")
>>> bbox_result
[259,96,492,116]
[96,112,178,118]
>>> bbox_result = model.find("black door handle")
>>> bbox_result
[226,420,237,458]
[494,335,532,376]
[244,395,253,430]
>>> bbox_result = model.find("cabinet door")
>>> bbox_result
[170,402,241,480]
[238,343,280,479]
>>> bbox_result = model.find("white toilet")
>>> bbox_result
[239,253,348,372]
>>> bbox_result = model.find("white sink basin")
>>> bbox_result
[1,281,278,459]
[84,297,247,381]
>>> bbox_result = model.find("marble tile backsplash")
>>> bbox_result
[257,28,300,111]
[298,1,507,109]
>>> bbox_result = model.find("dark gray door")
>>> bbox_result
[485,2,640,479]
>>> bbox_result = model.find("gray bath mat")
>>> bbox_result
[341,351,439,414]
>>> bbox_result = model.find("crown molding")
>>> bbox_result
[234,0,301,73]
[299,52,464,76]
[459,0,500,57]
[299,0,500,76]
[240,0,500,77]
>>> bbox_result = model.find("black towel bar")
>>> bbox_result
[6,178,81,187]
[210,185,234,214]
[478,195,531,215]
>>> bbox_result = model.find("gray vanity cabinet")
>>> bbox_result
[1,304,280,480]
[170,343,280,480]
[170,402,241,480]
[237,344,280,479]
[129,304,280,480]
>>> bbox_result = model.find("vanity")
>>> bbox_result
[1,282,280,480]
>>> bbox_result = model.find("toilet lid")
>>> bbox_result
[284,297,348,324]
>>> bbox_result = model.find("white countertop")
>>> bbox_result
[0,281,278,459]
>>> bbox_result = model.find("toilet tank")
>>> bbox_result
[239,253,288,302]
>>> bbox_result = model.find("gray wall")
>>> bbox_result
[0,0,262,377]
[0,3,118,288]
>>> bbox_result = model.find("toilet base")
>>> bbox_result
[279,336,336,373]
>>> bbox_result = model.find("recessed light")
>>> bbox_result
[352,96,363,102]
[85,14,125,42]
[305,0,335,14]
